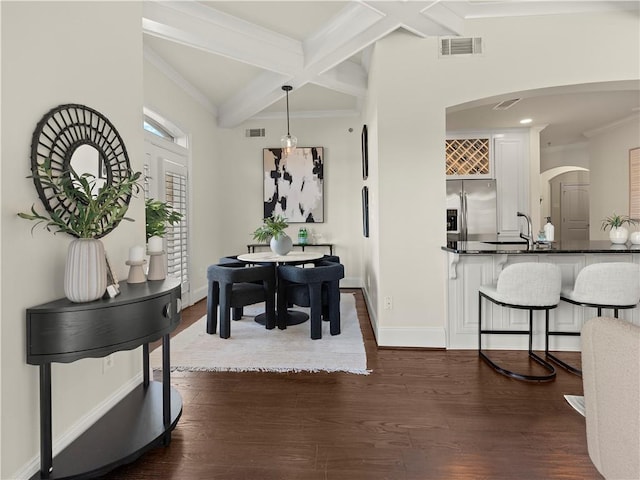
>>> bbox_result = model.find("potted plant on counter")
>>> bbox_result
[252,214,293,255]
[601,213,636,244]
[145,199,183,280]
[145,199,183,252]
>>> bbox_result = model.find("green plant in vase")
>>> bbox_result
[252,214,293,255]
[600,213,635,231]
[18,159,142,302]
[601,213,636,245]
[145,198,183,248]
[18,159,141,238]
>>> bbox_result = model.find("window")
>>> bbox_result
[144,117,175,142]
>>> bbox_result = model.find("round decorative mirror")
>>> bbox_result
[30,104,134,238]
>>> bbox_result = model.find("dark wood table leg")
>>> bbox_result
[162,334,171,445]
[40,364,52,479]
[143,343,150,388]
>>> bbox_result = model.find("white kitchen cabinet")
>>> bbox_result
[494,132,529,236]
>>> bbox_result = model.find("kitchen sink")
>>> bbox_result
[482,240,528,245]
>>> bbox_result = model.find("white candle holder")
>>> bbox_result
[126,259,147,284]
[147,251,166,281]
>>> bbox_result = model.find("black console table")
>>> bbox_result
[26,279,182,480]
[247,242,334,255]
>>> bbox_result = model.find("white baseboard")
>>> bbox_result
[376,326,446,348]
[192,284,207,305]
[13,373,142,480]
[361,287,444,348]
[362,288,379,343]
[340,276,360,288]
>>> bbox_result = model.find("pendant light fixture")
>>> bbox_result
[280,85,297,155]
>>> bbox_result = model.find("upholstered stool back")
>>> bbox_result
[481,262,562,307]
[563,262,640,307]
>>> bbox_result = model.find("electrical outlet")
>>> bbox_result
[102,354,114,373]
[384,296,393,310]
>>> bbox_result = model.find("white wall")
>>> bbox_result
[589,116,640,240]
[362,11,639,347]
[541,143,590,171]
[1,2,144,477]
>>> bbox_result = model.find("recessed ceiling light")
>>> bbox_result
[520,118,533,124]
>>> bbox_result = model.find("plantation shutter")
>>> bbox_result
[165,168,189,288]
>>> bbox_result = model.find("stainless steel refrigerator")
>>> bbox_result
[446,179,497,241]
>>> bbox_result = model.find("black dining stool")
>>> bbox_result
[206,262,276,338]
[277,261,344,339]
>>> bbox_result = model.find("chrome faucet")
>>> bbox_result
[517,211,534,249]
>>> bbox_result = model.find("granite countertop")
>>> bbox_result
[442,236,640,254]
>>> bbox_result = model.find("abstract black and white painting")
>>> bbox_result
[263,147,324,223]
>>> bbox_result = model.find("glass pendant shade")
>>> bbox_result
[281,133,297,155]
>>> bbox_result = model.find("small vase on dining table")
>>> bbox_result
[270,233,293,255]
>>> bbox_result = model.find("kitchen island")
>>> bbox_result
[442,237,640,349]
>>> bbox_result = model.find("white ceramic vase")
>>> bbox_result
[609,226,629,244]
[270,233,293,255]
[65,238,107,303]
[630,231,640,245]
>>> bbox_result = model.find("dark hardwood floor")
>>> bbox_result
[103,289,601,480]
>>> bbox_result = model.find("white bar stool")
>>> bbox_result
[552,262,640,376]
[479,262,561,382]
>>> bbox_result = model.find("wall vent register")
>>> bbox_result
[440,37,482,56]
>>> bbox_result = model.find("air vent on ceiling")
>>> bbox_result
[440,37,482,56]
[245,128,265,138]
[493,98,522,110]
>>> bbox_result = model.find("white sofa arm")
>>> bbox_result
[582,317,640,480]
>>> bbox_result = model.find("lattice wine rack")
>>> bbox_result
[446,138,490,175]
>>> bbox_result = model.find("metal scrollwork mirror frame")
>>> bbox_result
[30,103,133,238]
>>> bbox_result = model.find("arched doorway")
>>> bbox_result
[541,167,590,242]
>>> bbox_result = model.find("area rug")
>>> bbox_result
[151,293,369,374]
[564,395,586,417]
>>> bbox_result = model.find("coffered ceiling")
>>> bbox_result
[143,1,640,146]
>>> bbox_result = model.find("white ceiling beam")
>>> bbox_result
[217,71,292,128]
[363,1,464,37]
[142,1,302,75]
[421,2,466,36]
[313,60,368,98]
[220,3,397,126]
[303,3,386,66]
[144,1,464,127]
